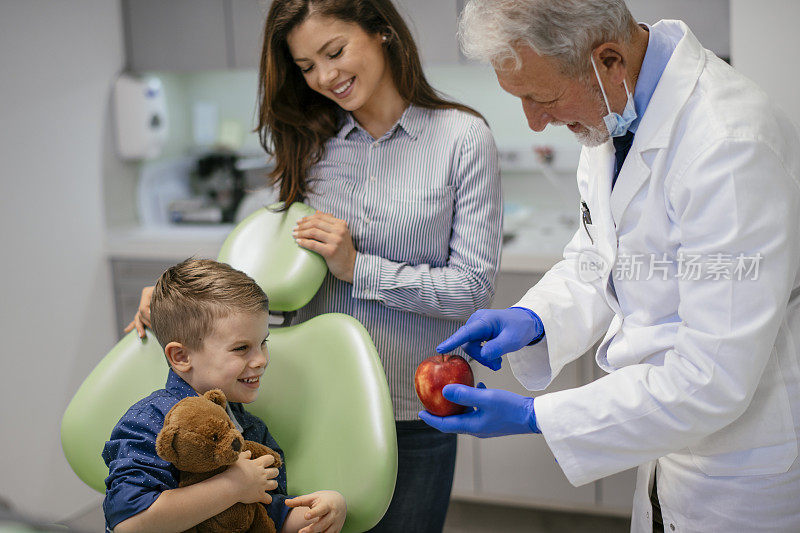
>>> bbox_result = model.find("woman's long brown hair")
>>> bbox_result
[256,0,484,208]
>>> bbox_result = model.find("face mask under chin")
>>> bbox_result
[591,55,638,138]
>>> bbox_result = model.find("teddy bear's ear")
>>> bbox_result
[204,389,227,408]
[155,425,180,464]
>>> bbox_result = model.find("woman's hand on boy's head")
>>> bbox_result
[285,490,347,533]
[293,212,357,284]
[124,285,155,338]
[221,449,279,505]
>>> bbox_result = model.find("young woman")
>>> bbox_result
[263,2,501,530]
[129,0,501,530]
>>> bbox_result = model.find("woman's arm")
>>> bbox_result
[350,119,502,321]
[123,285,154,337]
[294,118,502,321]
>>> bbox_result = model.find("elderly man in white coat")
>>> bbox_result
[420,1,800,531]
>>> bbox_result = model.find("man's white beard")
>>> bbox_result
[550,120,610,147]
[553,86,611,147]
[573,123,610,147]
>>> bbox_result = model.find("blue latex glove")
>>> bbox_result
[418,382,540,437]
[436,308,544,370]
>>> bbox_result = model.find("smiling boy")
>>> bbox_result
[102,259,345,533]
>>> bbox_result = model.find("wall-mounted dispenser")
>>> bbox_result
[113,73,168,160]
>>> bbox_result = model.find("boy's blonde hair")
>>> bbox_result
[150,258,269,351]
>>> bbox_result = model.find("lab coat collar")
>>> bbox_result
[632,20,705,152]
[610,20,706,225]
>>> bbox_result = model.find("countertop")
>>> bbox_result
[105,223,571,275]
[105,225,234,260]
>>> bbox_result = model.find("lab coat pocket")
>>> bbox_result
[688,351,798,476]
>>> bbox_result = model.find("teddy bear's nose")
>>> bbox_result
[231,438,242,452]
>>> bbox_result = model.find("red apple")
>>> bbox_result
[415,354,475,417]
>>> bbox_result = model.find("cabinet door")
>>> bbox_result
[491,271,540,310]
[452,434,478,497]
[230,0,271,70]
[598,468,637,515]
[124,0,229,71]
[590,361,637,514]
[625,0,730,59]
[111,258,178,336]
[474,359,597,509]
[394,0,460,65]
[469,271,597,509]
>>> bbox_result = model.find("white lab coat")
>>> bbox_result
[508,20,800,532]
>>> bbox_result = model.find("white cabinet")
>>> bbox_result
[110,258,176,335]
[593,361,637,514]
[597,468,637,514]
[123,0,465,72]
[123,0,272,72]
[452,434,477,496]
[482,272,595,510]
[123,0,230,71]
[475,359,597,510]
[394,0,461,65]
[450,271,637,515]
[121,0,731,72]
[230,0,272,70]
[626,0,730,59]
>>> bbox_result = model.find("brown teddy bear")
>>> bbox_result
[156,389,283,533]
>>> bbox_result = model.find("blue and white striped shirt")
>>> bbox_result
[297,104,502,420]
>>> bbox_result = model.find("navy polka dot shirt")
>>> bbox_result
[102,370,290,531]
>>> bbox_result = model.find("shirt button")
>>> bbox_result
[365,217,371,224]
[371,141,379,148]
[370,175,376,182]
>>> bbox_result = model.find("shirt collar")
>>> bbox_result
[335,104,424,141]
[165,369,199,400]
[629,23,677,134]
[395,104,423,141]
[335,110,359,139]
[225,402,244,432]
[165,369,257,432]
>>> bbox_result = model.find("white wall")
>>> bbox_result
[0,0,123,521]
[731,0,800,128]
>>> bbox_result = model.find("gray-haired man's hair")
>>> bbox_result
[459,0,637,77]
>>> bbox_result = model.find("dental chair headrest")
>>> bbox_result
[217,202,327,313]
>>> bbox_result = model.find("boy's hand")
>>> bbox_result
[285,490,346,533]
[222,450,279,505]
[124,285,154,338]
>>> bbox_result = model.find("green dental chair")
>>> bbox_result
[61,203,397,532]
